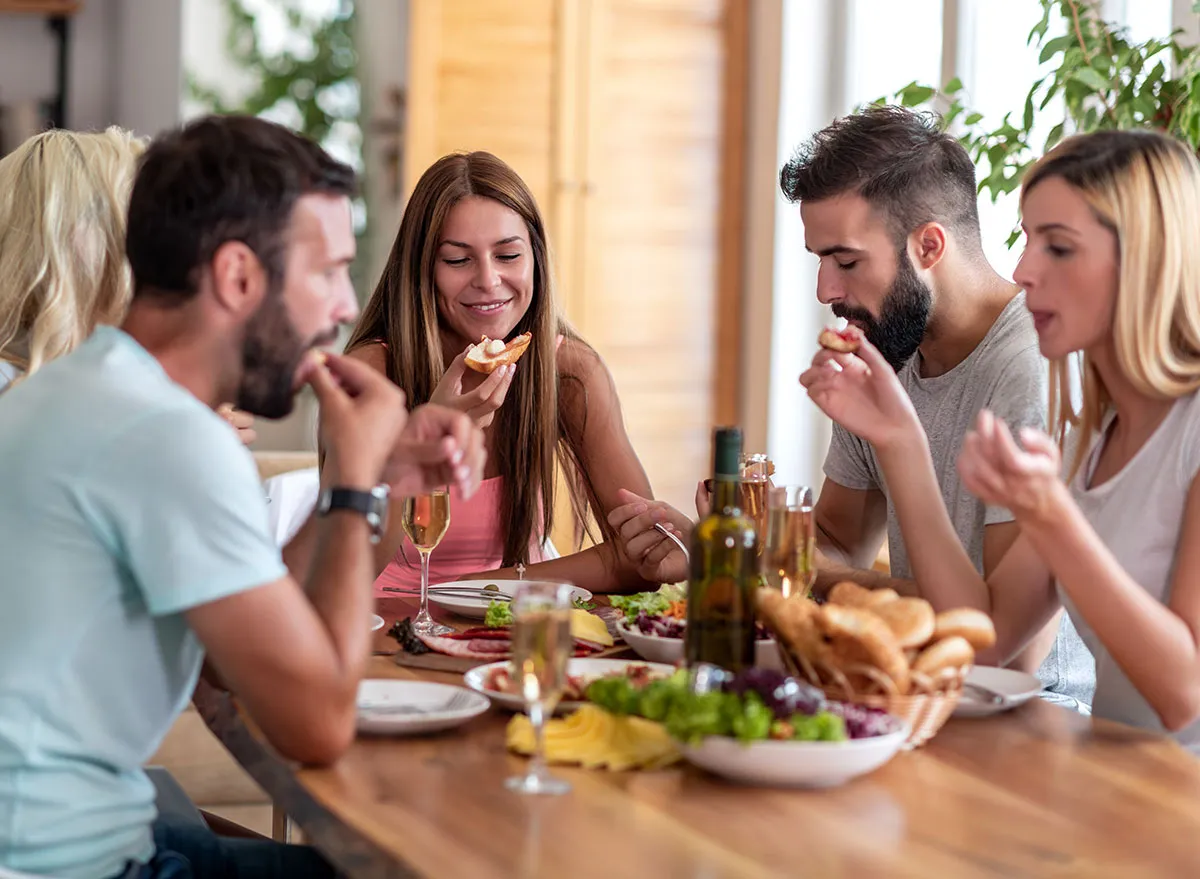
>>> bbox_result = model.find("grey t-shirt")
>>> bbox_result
[822,291,1095,708]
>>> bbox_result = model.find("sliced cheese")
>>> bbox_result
[570,609,613,648]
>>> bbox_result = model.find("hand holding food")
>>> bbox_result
[429,344,518,428]
[799,328,923,451]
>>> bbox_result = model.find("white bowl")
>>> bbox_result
[371,614,386,632]
[463,657,676,714]
[356,680,490,736]
[616,621,783,670]
[428,579,594,621]
[680,724,908,788]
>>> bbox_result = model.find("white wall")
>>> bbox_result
[0,0,180,141]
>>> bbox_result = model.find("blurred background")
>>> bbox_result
[0,0,1195,520]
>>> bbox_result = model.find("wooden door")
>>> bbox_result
[570,0,745,514]
[404,0,746,523]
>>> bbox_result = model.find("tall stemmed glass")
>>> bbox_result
[764,485,817,599]
[401,487,452,636]
[505,581,574,796]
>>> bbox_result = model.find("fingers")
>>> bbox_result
[465,364,516,419]
[615,488,652,509]
[305,354,347,409]
[442,348,471,387]
[321,352,392,399]
[847,332,889,374]
[695,479,712,518]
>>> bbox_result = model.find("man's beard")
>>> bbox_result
[236,289,333,419]
[832,248,931,371]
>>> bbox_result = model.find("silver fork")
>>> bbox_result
[962,681,1008,706]
[653,522,690,561]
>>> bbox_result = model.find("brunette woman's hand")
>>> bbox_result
[429,347,517,428]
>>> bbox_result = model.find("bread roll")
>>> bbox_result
[817,603,911,695]
[933,608,997,650]
[828,581,899,610]
[912,635,975,677]
[873,597,936,649]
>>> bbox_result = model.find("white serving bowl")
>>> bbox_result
[616,621,783,670]
[680,724,908,788]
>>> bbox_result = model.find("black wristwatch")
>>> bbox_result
[316,485,391,544]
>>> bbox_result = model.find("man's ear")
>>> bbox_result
[910,222,948,270]
[208,241,268,318]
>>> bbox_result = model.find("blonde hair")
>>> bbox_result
[0,127,146,382]
[1021,129,1200,477]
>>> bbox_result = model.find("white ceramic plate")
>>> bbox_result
[953,666,1044,718]
[680,724,908,788]
[428,579,594,621]
[371,614,386,632]
[616,621,783,670]
[356,680,490,735]
[463,657,676,714]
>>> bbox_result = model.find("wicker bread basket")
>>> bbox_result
[779,648,968,749]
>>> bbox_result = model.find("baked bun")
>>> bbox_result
[933,608,997,650]
[828,581,899,610]
[912,635,975,677]
[816,603,910,695]
[818,326,859,353]
[873,597,936,649]
[756,590,824,665]
[465,333,532,374]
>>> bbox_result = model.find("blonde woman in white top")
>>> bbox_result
[0,128,257,442]
[801,128,1200,748]
[0,127,144,391]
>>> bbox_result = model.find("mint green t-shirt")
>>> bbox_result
[0,327,286,878]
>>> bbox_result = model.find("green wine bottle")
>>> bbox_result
[685,427,758,672]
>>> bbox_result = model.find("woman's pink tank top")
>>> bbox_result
[373,478,545,595]
[370,334,561,595]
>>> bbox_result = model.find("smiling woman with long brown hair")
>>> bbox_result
[346,151,657,592]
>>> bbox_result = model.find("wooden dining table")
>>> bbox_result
[193,597,1200,878]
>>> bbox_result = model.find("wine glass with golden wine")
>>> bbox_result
[764,486,816,599]
[401,487,452,636]
[505,581,574,796]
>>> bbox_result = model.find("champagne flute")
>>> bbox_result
[401,487,452,636]
[764,486,816,599]
[740,452,773,550]
[505,581,573,796]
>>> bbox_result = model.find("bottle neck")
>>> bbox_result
[712,475,740,514]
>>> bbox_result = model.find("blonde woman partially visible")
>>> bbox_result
[0,128,257,442]
[869,128,1200,750]
[0,127,143,391]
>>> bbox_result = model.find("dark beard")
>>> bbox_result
[236,289,311,419]
[832,247,931,371]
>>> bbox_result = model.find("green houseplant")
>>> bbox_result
[881,0,1200,243]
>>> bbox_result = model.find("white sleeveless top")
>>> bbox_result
[1060,391,1200,752]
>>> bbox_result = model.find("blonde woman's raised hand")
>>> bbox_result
[216,403,257,446]
[430,346,517,428]
[957,409,1063,522]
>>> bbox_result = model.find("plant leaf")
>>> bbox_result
[1071,67,1111,92]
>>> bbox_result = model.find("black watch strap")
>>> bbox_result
[317,485,390,543]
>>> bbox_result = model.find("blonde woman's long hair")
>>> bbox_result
[346,151,605,565]
[0,127,145,382]
[1021,129,1200,477]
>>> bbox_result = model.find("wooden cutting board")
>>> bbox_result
[391,642,636,674]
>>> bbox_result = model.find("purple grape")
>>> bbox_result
[723,668,826,719]
[828,701,897,739]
